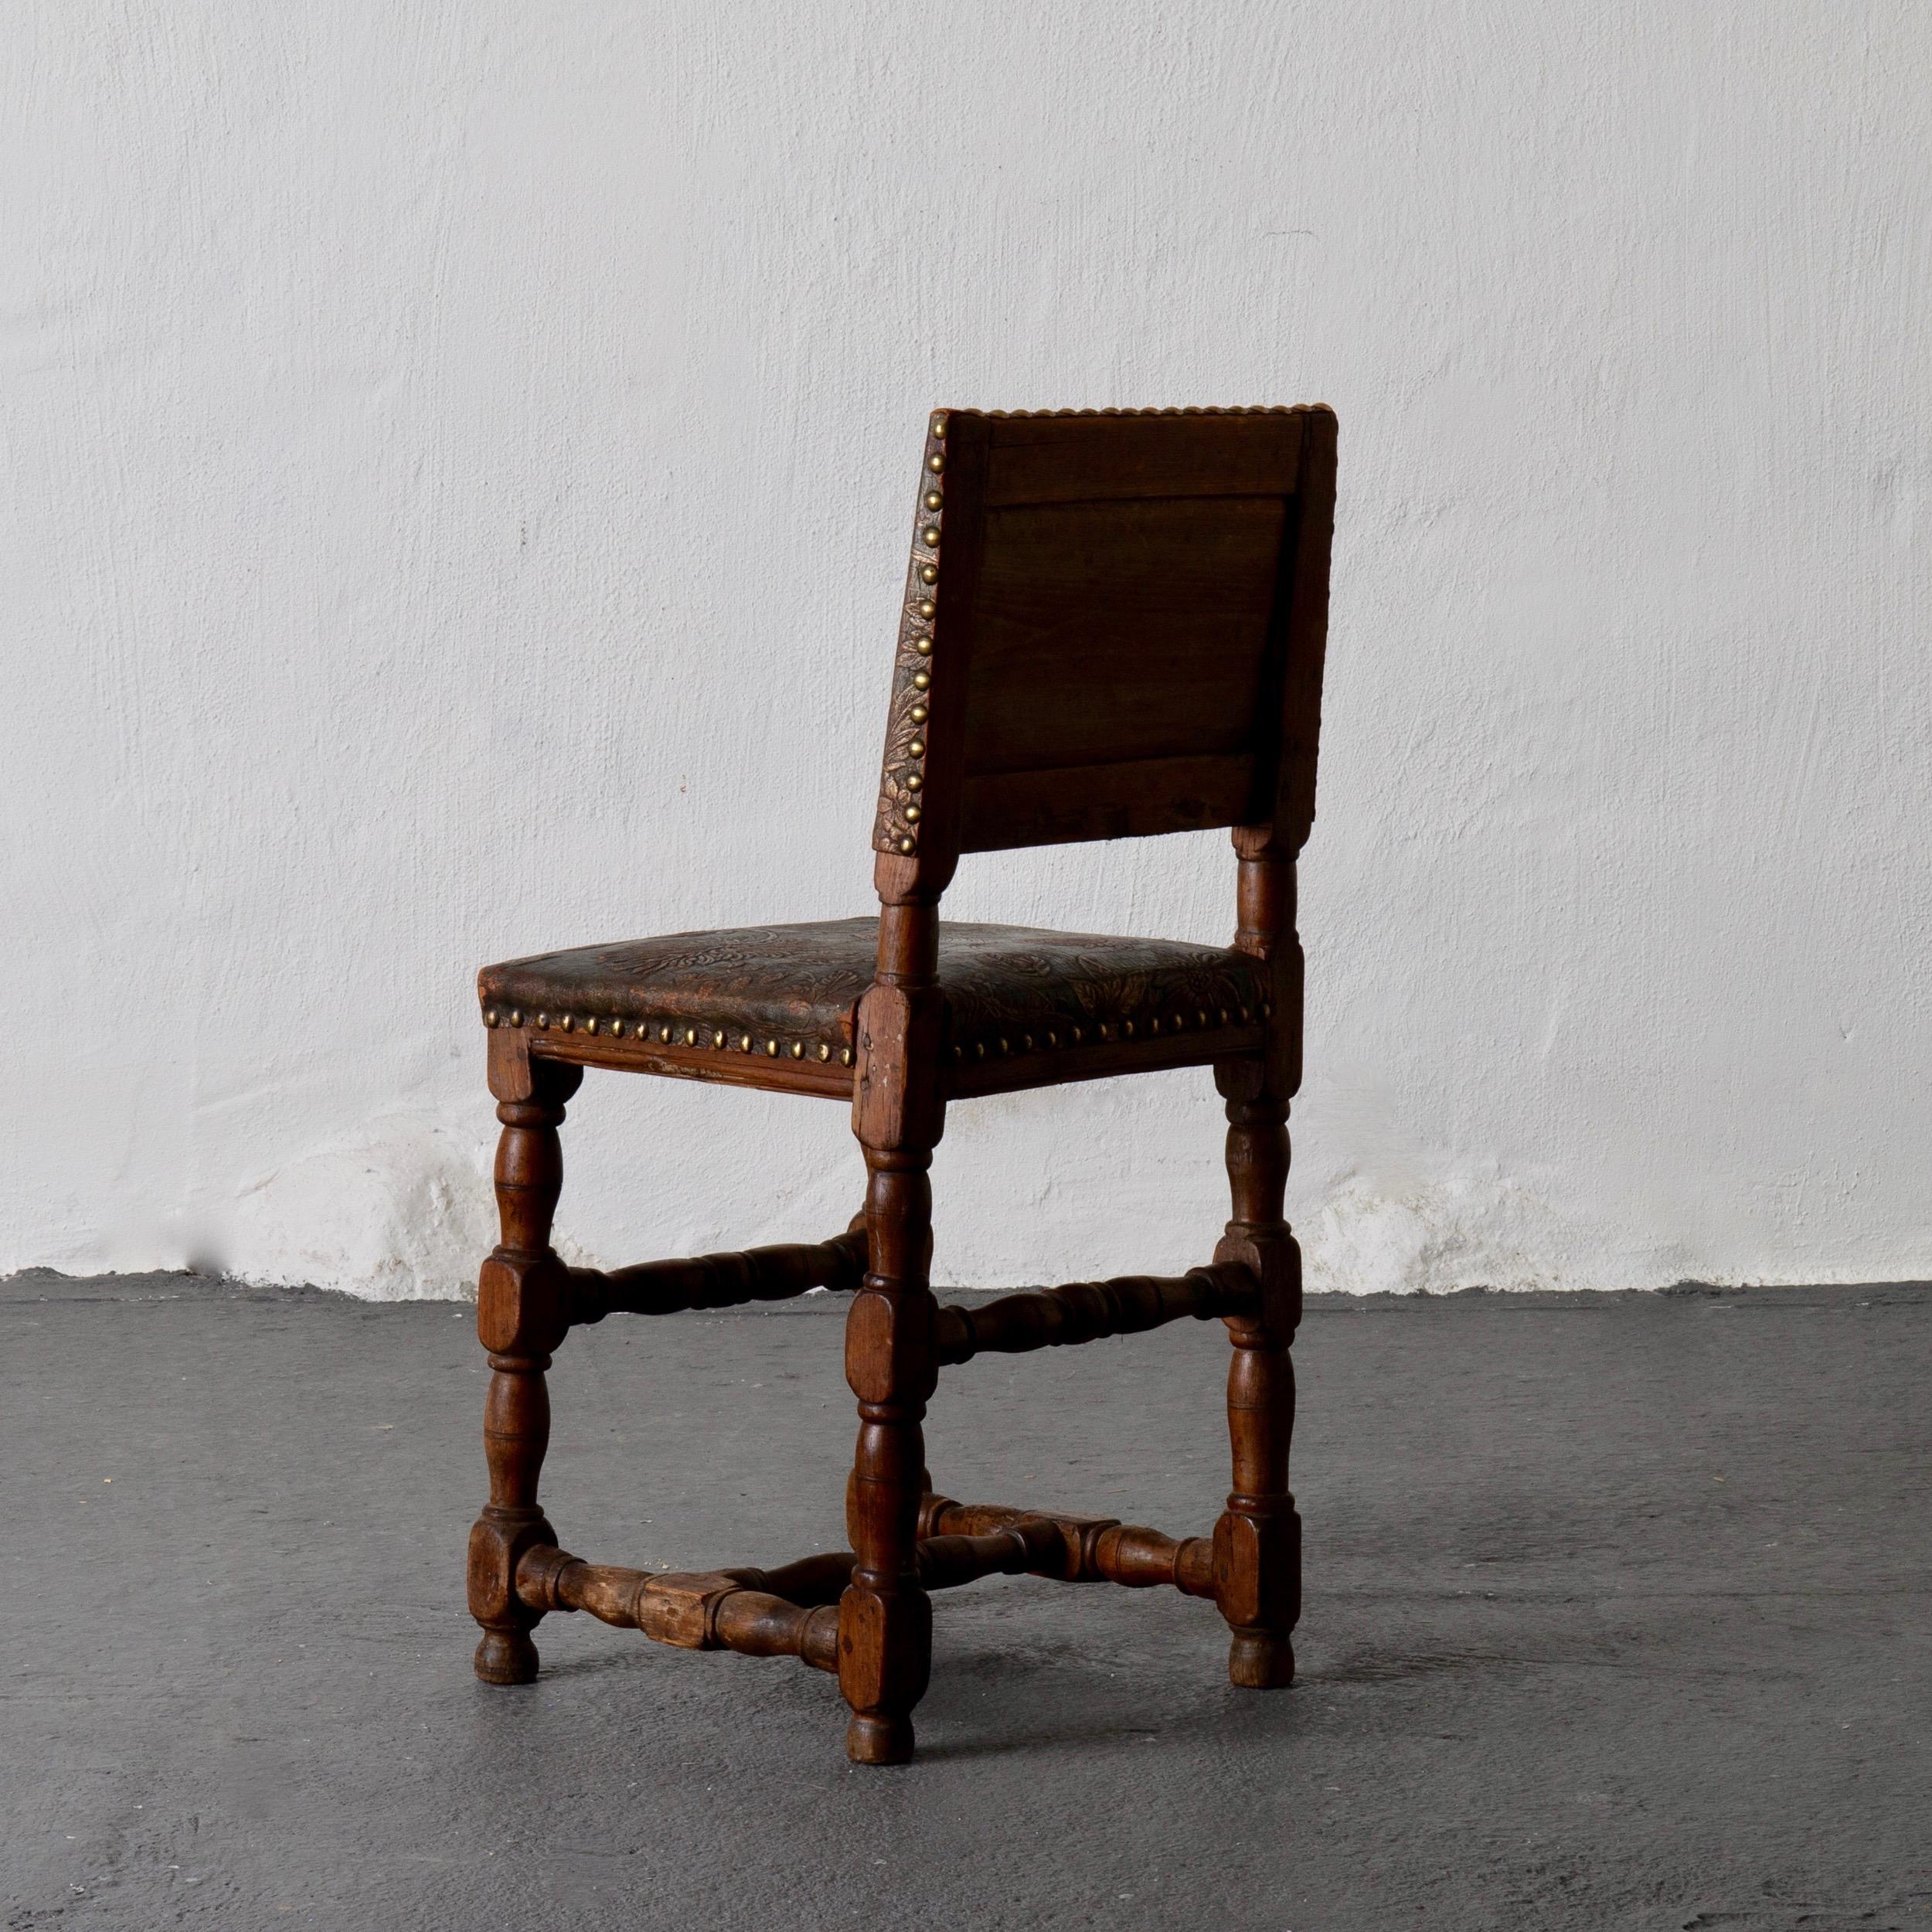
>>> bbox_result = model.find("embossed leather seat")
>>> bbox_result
[464,405,1338,1767]
[479,918,1267,1086]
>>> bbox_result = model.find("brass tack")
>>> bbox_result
[1122,1019,1136,1038]
[911,669,930,690]
[1218,1008,1229,1025]
[484,1009,499,1028]
[817,1042,832,1062]
[923,490,942,512]
[790,1040,804,1059]
[928,453,944,473]
[765,1039,779,1056]
[584,1016,599,1035]
[921,527,940,547]
[509,1009,523,1028]
[560,1014,576,1032]
[905,804,921,822]
[951,1046,964,1062]
[1020,1032,1034,1051]
[997,1037,1009,1054]
[913,635,932,655]
[916,600,936,619]
[1045,1030,1058,1048]
[1097,1022,1111,1041]
[713,1029,726,1049]
[740,1032,752,1051]
[1070,1026,1083,1044]
[684,1026,698,1046]
[1148,1015,1161,1034]
[1238,1004,1251,1022]
[905,773,923,791]
[659,1024,672,1043]
[908,738,925,757]
[535,1012,549,1029]
[931,413,948,435]
[1261,1001,1274,1019]
[920,563,938,583]
[898,835,916,853]
[974,1042,987,1060]
[909,702,928,723]
[1198,1009,1209,1028]
[840,1046,853,1066]
[612,1019,628,1038]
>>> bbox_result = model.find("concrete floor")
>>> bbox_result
[2,1271,1927,1931]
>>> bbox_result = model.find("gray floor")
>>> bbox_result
[3,1273,1927,1932]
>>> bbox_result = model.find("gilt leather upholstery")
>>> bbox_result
[479,917,1264,1065]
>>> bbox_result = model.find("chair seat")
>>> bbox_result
[478,917,1265,1076]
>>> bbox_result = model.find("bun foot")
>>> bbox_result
[473,1628,540,1685]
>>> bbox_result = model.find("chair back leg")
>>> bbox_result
[837,1139,939,1764]
[1212,1063,1303,1687]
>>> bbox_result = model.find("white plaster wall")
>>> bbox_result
[5,2,1929,1299]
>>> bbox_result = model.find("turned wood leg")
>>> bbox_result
[837,1143,937,1764]
[1213,1070,1303,1689]
[468,1043,583,1685]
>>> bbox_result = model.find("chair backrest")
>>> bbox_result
[871,406,1336,895]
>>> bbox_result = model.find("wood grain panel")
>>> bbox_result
[961,495,1287,777]
[960,751,1259,851]
[985,412,1305,505]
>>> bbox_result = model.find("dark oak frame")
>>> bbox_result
[468,405,1337,1764]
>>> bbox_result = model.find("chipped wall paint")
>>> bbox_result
[5,2,1929,1298]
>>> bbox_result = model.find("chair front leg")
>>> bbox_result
[1213,1064,1303,1688]
[468,1039,582,1685]
[838,1141,938,1764]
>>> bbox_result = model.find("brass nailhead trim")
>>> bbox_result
[509,1010,523,1028]
[898,835,915,853]
[560,1014,576,1032]
[913,636,932,655]
[484,1009,499,1028]
[928,453,944,472]
[921,527,940,547]
[840,1047,853,1066]
[817,1043,832,1062]
[740,1032,753,1051]
[911,669,930,690]
[920,563,937,583]
[765,1039,778,1056]
[916,600,935,619]
[923,491,942,511]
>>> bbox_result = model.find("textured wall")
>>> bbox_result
[5,2,1929,1297]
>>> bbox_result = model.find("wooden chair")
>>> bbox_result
[468,404,1338,1764]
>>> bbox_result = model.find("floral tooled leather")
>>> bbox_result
[479,919,1264,1060]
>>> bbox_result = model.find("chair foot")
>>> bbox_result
[1227,1631,1294,1689]
[845,1712,916,1765]
[473,1627,541,1685]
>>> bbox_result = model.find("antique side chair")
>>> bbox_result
[469,404,1338,1765]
